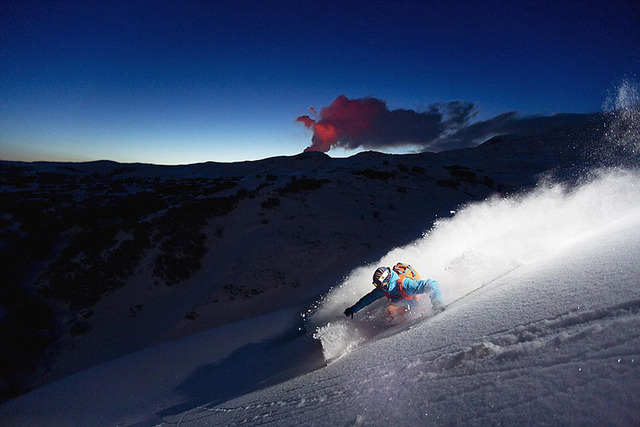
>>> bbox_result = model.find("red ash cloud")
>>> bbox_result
[296,95,476,152]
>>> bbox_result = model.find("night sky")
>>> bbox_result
[1,1,639,164]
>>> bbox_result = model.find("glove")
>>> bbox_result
[344,306,354,318]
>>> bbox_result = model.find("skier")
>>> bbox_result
[344,263,444,320]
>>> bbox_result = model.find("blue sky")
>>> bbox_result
[1,0,639,164]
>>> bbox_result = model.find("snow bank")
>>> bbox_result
[310,169,640,361]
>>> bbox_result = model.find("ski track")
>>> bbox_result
[164,301,640,426]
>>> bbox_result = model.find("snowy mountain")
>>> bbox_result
[1,109,639,425]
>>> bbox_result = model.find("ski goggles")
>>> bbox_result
[373,268,390,287]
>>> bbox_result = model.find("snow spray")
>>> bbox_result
[309,81,640,363]
[598,78,640,164]
[310,170,640,361]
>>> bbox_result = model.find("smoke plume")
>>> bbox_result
[296,94,624,154]
[296,95,477,152]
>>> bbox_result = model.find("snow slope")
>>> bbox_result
[2,169,639,426]
[162,170,640,426]
[0,306,323,426]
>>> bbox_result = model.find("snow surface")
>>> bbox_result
[1,168,639,426]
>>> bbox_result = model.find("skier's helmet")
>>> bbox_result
[372,267,391,288]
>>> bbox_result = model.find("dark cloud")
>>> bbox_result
[296,95,586,154]
[431,112,519,150]
[435,112,604,151]
[296,95,477,152]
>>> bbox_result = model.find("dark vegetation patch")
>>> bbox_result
[439,165,495,190]
[223,284,266,299]
[33,181,243,306]
[437,178,460,189]
[482,176,495,188]
[261,197,281,209]
[220,267,300,301]
[257,174,279,191]
[352,169,394,180]
[448,169,478,183]
[129,304,144,318]
[151,196,239,286]
[276,178,330,195]
[185,311,199,320]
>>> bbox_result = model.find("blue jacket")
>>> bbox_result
[350,269,442,314]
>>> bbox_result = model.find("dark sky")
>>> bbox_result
[1,0,639,163]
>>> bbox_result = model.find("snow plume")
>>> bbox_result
[296,95,477,152]
[602,78,640,159]
[309,169,640,362]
